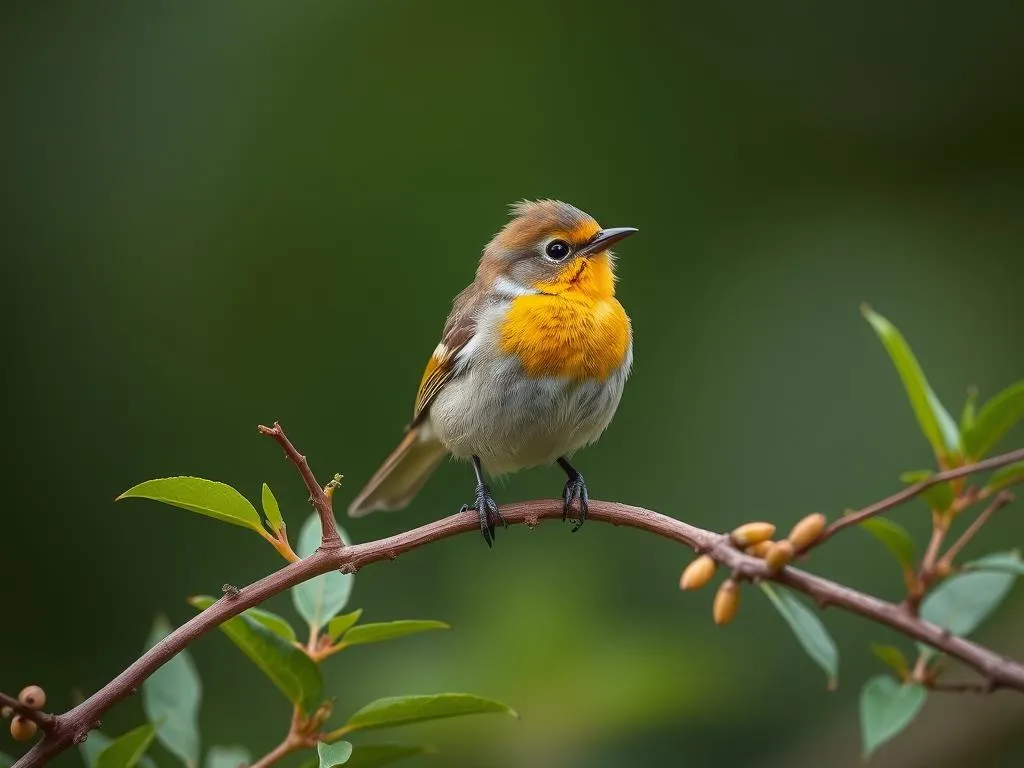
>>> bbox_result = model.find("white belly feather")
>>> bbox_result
[426,301,631,476]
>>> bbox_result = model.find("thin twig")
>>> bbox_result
[0,693,55,733]
[12,428,1024,768]
[257,422,342,547]
[940,491,1015,569]
[810,446,1024,549]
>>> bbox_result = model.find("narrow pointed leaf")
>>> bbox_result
[761,584,838,688]
[327,609,363,641]
[963,382,1024,459]
[344,694,518,733]
[118,477,262,532]
[862,305,960,459]
[341,621,450,647]
[920,554,1018,637]
[960,388,977,433]
[95,724,158,768]
[245,607,297,643]
[899,470,954,513]
[859,518,915,571]
[204,746,251,768]
[80,732,158,768]
[345,745,433,768]
[870,644,909,679]
[262,483,285,533]
[317,741,353,768]
[143,616,201,767]
[859,676,927,758]
[190,595,323,713]
[961,550,1024,575]
[293,513,354,631]
[984,461,1024,495]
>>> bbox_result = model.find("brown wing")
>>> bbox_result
[409,284,483,427]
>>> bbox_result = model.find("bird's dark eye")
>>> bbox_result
[545,239,571,261]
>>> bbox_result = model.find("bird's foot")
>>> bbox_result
[562,471,590,532]
[459,482,507,548]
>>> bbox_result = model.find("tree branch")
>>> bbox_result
[810,446,1024,548]
[257,422,341,547]
[11,427,1024,768]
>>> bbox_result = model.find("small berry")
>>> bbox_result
[788,513,827,551]
[713,578,741,625]
[765,540,796,573]
[680,555,717,590]
[745,540,773,558]
[1,705,12,719]
[730,522,776,548]
[19,685,46,710]
[11,715,38,741]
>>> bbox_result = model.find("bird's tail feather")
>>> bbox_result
[347,426,447,517]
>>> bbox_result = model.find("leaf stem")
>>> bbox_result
[938,491,1015,572]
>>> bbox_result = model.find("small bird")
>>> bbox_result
[347,199,637,546]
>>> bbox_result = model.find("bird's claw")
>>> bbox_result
[562,473,590,532]
[461,482,506,548]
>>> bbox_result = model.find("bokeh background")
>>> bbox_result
[3,1,1024,766]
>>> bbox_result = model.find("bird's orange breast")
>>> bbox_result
[498,255,631,381]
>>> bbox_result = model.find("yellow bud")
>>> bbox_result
[10,715,38,741]
[730,522,776,548]
[713,578,741,625]
[764,540,795,573]
[745,540,773,558]
[788,513,827,551]
[18,685,46,710]
[680,555,717,590]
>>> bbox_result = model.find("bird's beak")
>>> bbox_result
[578,226,638,257]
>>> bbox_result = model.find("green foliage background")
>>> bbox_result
[3,1,1024,766]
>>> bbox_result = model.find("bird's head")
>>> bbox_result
[478,199,637,299]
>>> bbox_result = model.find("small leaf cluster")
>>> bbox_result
[1,477,519,768]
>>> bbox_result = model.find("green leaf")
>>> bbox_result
[118,477,263,532]
[293,513,355,631]
[961,550,1024,575]
[81,732,159,768]
[1,752,16,768]
[143,616,201,767]
[344,745,433,768]
[262,483,285,533]
[245,607,297,644]
[960,387,977,433]
[963,381,1024,459]
[190,595,323,714]
[204,746,251,768]
[343,694,518,733]
[341,620,450,648]
[317,741,353,768]
[899,470,954,513]
[920,554,1018,637]
[870,644,909,679]
[327,609,364,641]
[760,584,839,689]
[861,305,960,459]
[95,724,158,768]
[985,461,1024,494]
[859,518,916,571]
[859,676,927,759]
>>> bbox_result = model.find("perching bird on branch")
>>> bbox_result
[347,199,637,547]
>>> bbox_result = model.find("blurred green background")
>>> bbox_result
[3,1,1024,766]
